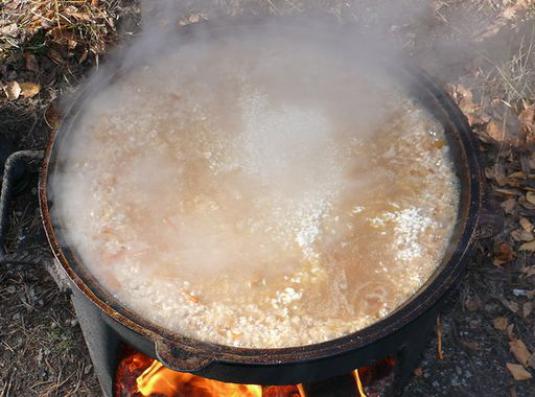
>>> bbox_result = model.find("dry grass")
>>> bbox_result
[493,28,535,105]
[0,0,124,55]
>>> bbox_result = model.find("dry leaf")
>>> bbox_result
[449,84,478,115]
[464,297,481,312]
[3,81,21,100]
[24,52,39,73]
[526,192,535,206]
[493,316,509,331]
[519,104,535,134]
[486,103,525,146]
[507,324,515,339]
[506,363,533,381]
[508,171,526,179]
[475,0,531,40]
[519,240,535,252]
[0,23,20,38]
[523,302,532,318]
[519,217,533,233]
[19,82,41,98]
[486,119,524,146]
[414,367,423,377]
[65,6,92,21]
[503,299,520,314]
[510,339,532,367]
[48,27,78,49]
[522,266,535,277]
[45,103,62,129]
[47,48,64,65]
[501,198,516,214]
[511,229,534,242]
[495,243,514,262]
[78,49,89,64]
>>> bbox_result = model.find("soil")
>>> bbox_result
[1,1,534,396]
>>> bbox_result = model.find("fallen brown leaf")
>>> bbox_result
[414,367,423,377]
[475,0,532,41]
[522,302,532,318]
[526,192,535,206]
[508,171,526,179]
[486,119,522,146]
[3,81,21,100]
[493,316,509,331]
[502,299,520,314]
[501,197,516,214]
[24,52,39,73]
[0,23,20,38]
[449,84,478,114]
[519,240,535,252]
[519,104,535,134]
[495,242,514,262]
[511,229,534,242]
[510,339,532,367]
[507,324,515,339]
[519,217,533,233]
[48,27,79,49]
[19,82,41,98]
[522,266,535,277]
[506,363,533,381]
[47,48,64,65]
[64,5,92,21]
[44,103,62,129]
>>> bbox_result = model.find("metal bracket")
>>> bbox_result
[0,150,45,265]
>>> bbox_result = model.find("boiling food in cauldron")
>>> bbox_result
[52,31,459,348]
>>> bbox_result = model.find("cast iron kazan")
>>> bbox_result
[38,20,482,387]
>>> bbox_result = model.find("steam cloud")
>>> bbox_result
[51,0,483,282]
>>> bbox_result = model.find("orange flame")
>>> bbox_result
[354,370,368,397]
[115,349,392,397]
[137,360,262,397]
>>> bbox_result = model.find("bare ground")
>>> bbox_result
[1,1,535,396]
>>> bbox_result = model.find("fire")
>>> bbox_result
[115,349,301,397]
[137,360,262,397]
[115,348,393,397]
[354,370,367,397]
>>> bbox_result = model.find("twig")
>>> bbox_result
[436,315,444,360]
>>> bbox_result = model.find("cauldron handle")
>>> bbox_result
[154,338,214,373]
[0,150,45,265]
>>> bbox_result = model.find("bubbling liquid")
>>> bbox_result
[53,32,459,348]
